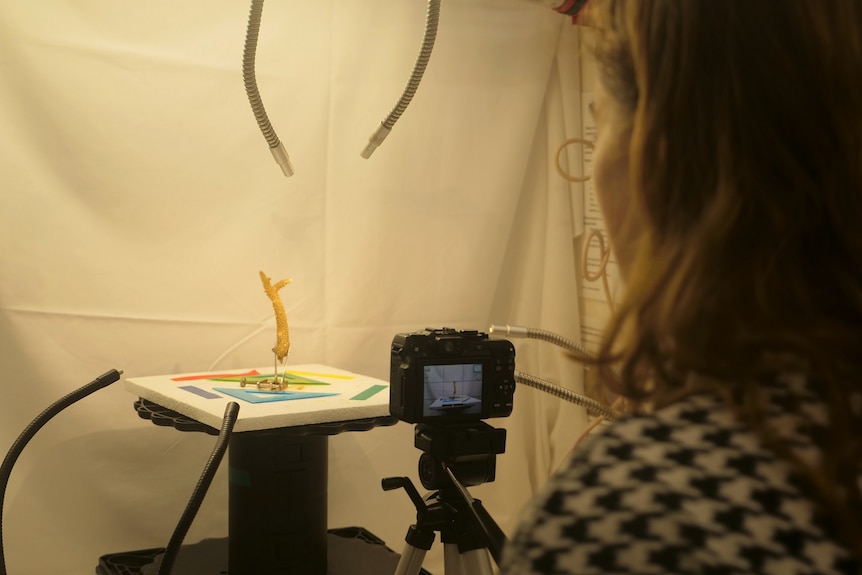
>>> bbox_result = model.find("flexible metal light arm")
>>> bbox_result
[243,0,294,176]
[489,324,617,422]
[361,0,441,159]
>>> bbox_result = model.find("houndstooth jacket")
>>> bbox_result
[502,375,861,574]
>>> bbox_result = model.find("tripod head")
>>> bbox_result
[414,421,506,490]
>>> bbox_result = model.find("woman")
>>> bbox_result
[503,1,862,573]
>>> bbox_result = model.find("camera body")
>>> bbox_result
[390,328,516,424]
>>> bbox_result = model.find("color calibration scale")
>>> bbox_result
[125,364,391,432]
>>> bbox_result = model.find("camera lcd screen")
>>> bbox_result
[422,363,483,418]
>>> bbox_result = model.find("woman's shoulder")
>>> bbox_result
[532,393,764,533]
[574,392,756,475]
[503,392,859,574]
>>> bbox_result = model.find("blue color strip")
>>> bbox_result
[180,385,222,399]
[213,387,339,404]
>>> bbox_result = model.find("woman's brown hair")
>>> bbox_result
[589,0,862,560]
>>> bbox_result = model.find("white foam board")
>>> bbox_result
[125,364,391,432]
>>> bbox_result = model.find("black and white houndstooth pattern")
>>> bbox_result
[502,375,860,574]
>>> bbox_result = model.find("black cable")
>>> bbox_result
[156,401,240,575]
[0,368,123,575]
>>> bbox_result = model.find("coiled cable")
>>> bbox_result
[361,0,441,159]
[243,0,294,176]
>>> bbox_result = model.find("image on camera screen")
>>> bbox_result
[422,363,483,418]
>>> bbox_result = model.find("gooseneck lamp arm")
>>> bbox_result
[489,324,617,422]
[0,369,124,575]
[243,0,294,177]
[361,0,441,159]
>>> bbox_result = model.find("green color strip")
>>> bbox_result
[350,384,388,401]
[210,374,329,386]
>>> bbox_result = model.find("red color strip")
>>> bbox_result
[172,369,260,382]
[555,0,578,13]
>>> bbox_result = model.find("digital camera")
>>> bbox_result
[389,328,516,424]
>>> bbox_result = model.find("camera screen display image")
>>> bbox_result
[422,363,483,419]
[390,328,516,424]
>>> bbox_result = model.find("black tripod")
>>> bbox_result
[382,422,508,575]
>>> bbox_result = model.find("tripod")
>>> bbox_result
[383,422,508,575]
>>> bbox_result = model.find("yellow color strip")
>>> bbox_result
[287,370,356,380]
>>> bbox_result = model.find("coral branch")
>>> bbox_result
[259,271,292,363]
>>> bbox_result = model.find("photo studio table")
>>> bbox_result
[96,365,428,575]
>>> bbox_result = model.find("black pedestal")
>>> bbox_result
[228,430,328,575]
[111,399,402,575]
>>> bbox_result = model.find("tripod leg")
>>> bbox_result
[461,548,495,575]
[443,543,466,575]
[394,543,428,575]
[395,524,436,575]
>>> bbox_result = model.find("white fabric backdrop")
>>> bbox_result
[0,2,589,573]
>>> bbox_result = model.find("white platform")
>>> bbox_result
[125,364,391,432]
